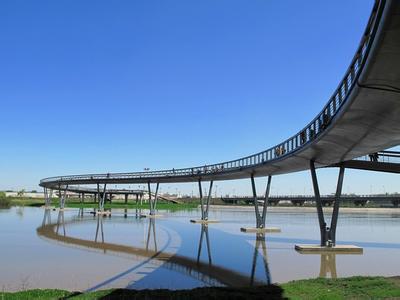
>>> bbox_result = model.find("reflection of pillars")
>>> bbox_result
[319,254,337,278]
[42,208,52,227]
[146,218,157,252]
[56,210,66,236]
[78,207,84,218]
[250,233,271,286]
[136,207,141,218]
[197,224,212,264]
[124,208,128,218]
[95,216,105,244]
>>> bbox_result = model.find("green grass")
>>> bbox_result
[282,276,400,299]
[7,197,198,211]
[1,276,400,299]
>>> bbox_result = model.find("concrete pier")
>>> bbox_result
[190,219,219,224]
[240,227,281,233]
[295,244,363,254]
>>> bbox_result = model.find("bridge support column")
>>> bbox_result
[96,184,110,215]
[125,194,128,204]
[44,187,53,207]
[295,161,362,253]
[190,180,219,224]
[141,182,162,218]
[59,185,68,210]
[241,175,280,233]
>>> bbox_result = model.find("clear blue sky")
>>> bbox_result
[3,0,395,196]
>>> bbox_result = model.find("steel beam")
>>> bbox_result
[310,161,345,246]
[250,174,272,229]
[330,166,345,245]
[310,161,326,246]
[99,184,107,211]
[59,185,68,209]
[198,179,213,221]
[147,182,160,215]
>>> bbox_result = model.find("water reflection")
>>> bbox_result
[37,208,271,289]
[42,208,52,227]
[94,216,104,243]
[319,254,337,278]
[56,211,66,237]
[197,224,212,265]
[250,233,271,285]
[146,218,157,252]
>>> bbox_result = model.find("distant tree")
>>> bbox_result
[0,191,11,208]
[17,189,25,197]
[31,190,37,193]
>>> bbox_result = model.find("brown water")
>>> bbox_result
[1,206,400,291]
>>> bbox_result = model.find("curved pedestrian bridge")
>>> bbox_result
[38,0,400,250]
[40,0,400,188]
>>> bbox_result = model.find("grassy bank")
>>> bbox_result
[7,197,198,211]
[1,276,400,299]
[282,276,400,299]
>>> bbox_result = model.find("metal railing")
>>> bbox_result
[40,1,384,187]
[355,151,400,164]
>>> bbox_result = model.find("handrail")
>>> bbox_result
[40,0,385,187]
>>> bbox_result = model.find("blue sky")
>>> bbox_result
[2,0,395,196]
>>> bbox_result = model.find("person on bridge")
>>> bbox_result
[369,152,379,162]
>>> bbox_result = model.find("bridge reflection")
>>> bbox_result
[319,253,337,278]
[38,208,275,288]
[250,233,271,286]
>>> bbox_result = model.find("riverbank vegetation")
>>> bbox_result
[6,196,198,211]
[0,191,11,208]
[1,276,399,299]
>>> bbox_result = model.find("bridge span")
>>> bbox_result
[39,1,400,249]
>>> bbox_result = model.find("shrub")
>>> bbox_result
[0,191,11,208]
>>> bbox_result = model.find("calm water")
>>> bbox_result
[1,206,400,291]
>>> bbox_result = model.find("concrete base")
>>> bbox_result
[140,214,163,218]
[240,227,281,233]
[295,244,363,254]
[95,210,111,216]
[190,219,219,224]
[57,208,67,211]
[42,205,55,209]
